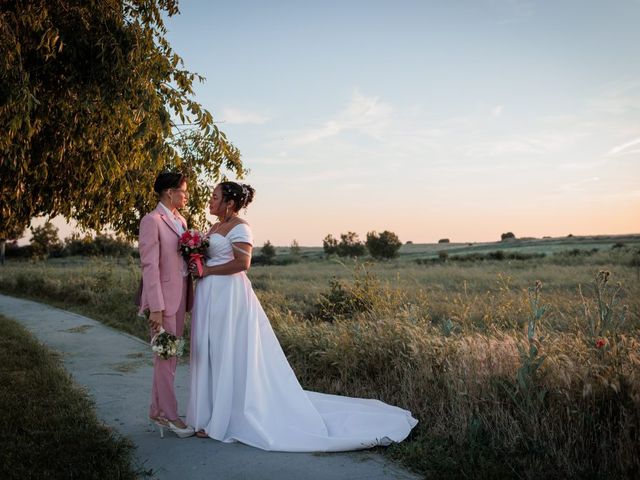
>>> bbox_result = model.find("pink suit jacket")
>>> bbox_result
[137,203,194,316]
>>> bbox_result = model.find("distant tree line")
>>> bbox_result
[3,221,135,260]
[322,231,402,259]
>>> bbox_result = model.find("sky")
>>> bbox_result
[33,0,640,245]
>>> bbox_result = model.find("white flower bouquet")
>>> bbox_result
[150,327,185,360]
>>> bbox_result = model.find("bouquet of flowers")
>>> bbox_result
[179,229,209,277]
[151,327,185,359]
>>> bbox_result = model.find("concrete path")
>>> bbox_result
[0,294,419,480]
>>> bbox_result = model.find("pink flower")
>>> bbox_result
[595,338,607,349]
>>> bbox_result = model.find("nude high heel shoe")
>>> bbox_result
[150,416,194,438]
[166,420,195,438]
[150,417,167,438]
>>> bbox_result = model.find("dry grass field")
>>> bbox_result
[1,234,639,479]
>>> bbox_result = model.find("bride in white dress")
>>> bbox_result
[187,182,417,452]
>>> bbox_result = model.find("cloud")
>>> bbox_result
[288,91,392,145]
[220,108,270,125]
[606,137,640,157]
[588,79,640,115]
[491,105,504,118]
[552,177,601,195]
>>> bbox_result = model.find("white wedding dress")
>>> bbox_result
[187,224,417,452]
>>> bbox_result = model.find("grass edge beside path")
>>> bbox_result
[0,314,140,480]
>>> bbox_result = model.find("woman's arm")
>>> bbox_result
[195,242,253,277]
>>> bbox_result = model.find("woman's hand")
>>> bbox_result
[148,311,163,333]
[189,261,206,277]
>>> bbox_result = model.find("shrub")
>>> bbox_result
[290,239,301,257]
[487,250,505,261]
[4,241,32,258]
[322,234,338,255]
[438,238,450,243]
[30,221,63,258]
[311,267,408,322]
[366,230,402,259]
[500,232,516,241]
[260,240,276,264]
[337,232,366,258]
[64,234,134,257]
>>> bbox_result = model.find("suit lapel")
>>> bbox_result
[154,204,181,237]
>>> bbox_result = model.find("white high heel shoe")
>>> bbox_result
[150,417,195,438]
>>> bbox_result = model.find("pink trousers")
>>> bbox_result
[149,278,187,421]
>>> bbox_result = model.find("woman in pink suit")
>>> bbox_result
[138,171,194,438]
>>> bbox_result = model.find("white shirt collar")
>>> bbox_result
[158,202,185,234]
[159,202,178,220]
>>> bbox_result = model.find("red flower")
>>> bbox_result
[595,338,607,349]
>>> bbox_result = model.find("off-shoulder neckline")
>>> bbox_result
[209,222,250,240]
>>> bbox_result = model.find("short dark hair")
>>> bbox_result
[220,182,255,212]
[154,172,186,194]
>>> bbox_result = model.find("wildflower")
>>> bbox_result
[595,337,607,349]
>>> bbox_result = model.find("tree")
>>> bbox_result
[322,234,338,256]
[0,223,23,265]
[501,232,516,241]
[289,239,301,257]
[261,240,276,264]
[337,232,365,258]
[0,0,245,240]
[30,220,62,258]
[365,230,402,259]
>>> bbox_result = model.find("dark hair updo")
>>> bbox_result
[220,181,255,211]
[154,171,187,194]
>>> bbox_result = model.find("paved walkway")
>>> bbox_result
[0,294,419,480]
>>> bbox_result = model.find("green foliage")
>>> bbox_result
[29,220,62,258]
[0,0,245,240]
[365,230,402,259]
[260,240,276,264]
[289,239,301,257]
[322,234,338,255]
[501,281,548,416]
[314,276,377,321]
[312,266,409,322]
[337,232,366,258]
[501,232,516,241]
[63,234,134,257]
[323,232,365,258]
[417,250,545,264]
[579,270,627,339]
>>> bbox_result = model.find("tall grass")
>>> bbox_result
[1,248,638,478]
